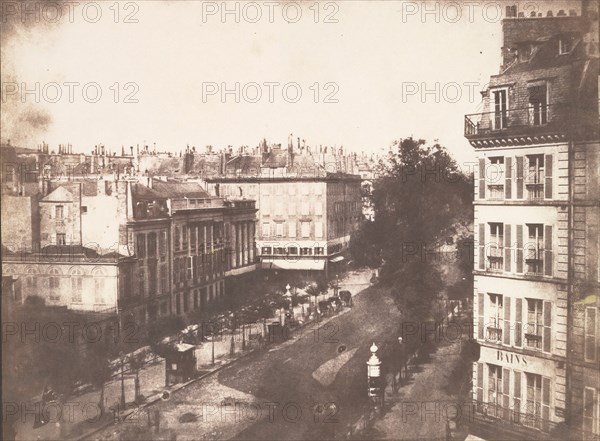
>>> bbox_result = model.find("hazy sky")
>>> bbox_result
[0,0,579,165]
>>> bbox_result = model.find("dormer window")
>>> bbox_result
[559,36,573,55]
[518,43,533,62]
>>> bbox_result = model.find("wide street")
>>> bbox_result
[93,269,408,441]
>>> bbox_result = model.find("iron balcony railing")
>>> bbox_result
[471,400,560,435]
[464,102,573,137]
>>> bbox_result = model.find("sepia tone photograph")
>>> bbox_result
[0,1,598,440]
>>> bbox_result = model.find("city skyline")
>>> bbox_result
[3,0,578,166]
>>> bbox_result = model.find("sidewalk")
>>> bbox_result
[12,268,372,441]
[349,312,472,441]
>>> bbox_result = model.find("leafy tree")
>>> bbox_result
[350,137,472,311]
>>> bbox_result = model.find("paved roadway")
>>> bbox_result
[93,270,405,440]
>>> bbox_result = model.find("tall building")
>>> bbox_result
[1,177,257,329]
[206,137,362,275]
[465,2,599,440]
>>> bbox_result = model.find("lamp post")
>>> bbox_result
[119,351,126,409]
[366,343,383,411]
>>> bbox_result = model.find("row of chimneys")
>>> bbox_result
[506,5,578,18]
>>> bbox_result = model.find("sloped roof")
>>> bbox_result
[41,186,74,202]
[151,181,210,198]
[130,183,165,200]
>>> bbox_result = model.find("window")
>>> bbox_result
[583,387,599,436]
[300,247,313,256]
[528,85,547,126]
[262,222,270,238]
[288,247,298,255]
[487,365,504,417]
[81,206,88,214]
[525,299,551,352]
[275,222,284,237]
[190,227,197,251]
[261,246,272,255]
[525,224,543,275]
[174,227,180,251]
[315,247,324,256]
[137,234,146,259]
[288,221,296,238]
[584,307,598,362]
[487,294,503,342]
[526,155,544,200]
[559,36,573,55]
[160,266,168,294]
[301,201,310,216]
[48,268,60,299]
[487,158,504,200]
[301,222,311,238]
[182,226,188,249]
[71,269,83,302]
[94,278,105,304]
[315,201,323,215]
[488,223,504,270]
[56,233,66,246]
[274,247,286,255]
[138,269,145,297]
[315,222,323,239]
[524,374,549,430]
[492,89,508,130]
[518,43,533,62]
[187,256,193,280]
[147,232,157,258]
[55,205,64,219]
[159,231,167,257]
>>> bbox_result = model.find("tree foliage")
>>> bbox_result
[350,137,473,308]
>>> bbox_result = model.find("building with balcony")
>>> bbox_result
[1,177,257,330]
[206,140,362,275]
[465,2,599,440]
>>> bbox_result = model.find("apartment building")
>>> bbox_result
[1,177,257,329]
[206,141,361,274]
[464,2,599,440]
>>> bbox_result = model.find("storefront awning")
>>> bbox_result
[261,259,325,271]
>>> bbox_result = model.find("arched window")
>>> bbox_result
[48,267,61,292]
[25,267,37,289]
[93,267,106,304]
[70,267,83,303]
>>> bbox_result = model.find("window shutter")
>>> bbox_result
[478,292,485,340]
[516,225,524,273]
[543,301,552,353]
[504,224,512,272]
[542,377,550,425]
[544,225,553,276]
[503,368,511,416]
[505,157,512,199]
[515,298,522,347]
[516,156,524,199]
[476,362,484,403]
[514,370,522,417]
[479,158,486,200]
[479,223,486,270]
[504,296,511,345]
[544,154,553,199]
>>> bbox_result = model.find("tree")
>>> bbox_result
[82,345,113,414]
[350,137,472,312]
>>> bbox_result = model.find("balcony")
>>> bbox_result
[469,400,564,441]
[464,102,598,146]
[486,326,503,342]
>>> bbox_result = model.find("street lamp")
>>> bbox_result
[119,351,126,409]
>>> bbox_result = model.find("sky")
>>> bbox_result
[0,0,580,165]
